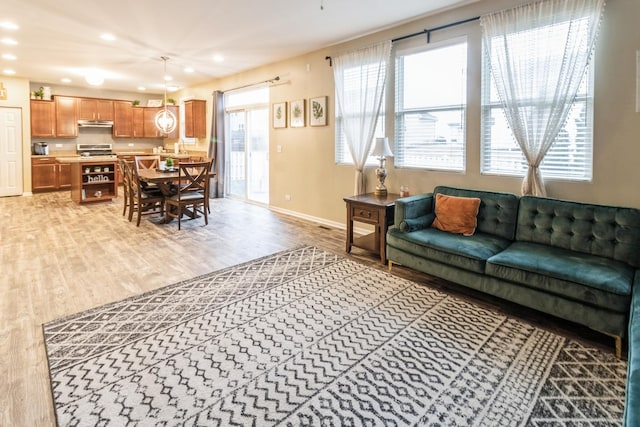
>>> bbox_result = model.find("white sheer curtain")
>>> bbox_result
[481,0,605,196]
[333,41,391,195]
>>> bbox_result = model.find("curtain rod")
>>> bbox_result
[212,76,280,94]
[392,16,480,43]
[325,15,480,66]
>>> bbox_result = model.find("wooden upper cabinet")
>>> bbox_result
[113,101,133,138]
[30,100,56,138]
[143,107,162,138]
[184,100,206,138]
[54,96,78,138]
[78,98,114,121]
[164,105,179,139]
[132,107,145,138]
[140,106,179,138]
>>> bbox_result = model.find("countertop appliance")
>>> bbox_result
[76,143,116,157]
[34,142,49,155]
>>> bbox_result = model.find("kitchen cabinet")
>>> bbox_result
[78,98,114,121]
[184,100,206,138]
[30,100,56,138]
[139,106,179,139]
[31,157,71,192]
[143,107,163,138]
[55,96,78,137]
[113,101,133,138]
[58,162,71,189]
[132,107,145,137]
[165,105,179,139]
[70,160,118,204]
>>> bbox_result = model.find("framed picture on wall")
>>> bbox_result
[289,99,305,128]
[309,96,327,126]
[273,102,287,128]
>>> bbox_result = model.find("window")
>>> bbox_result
[481,20,594,180]
[334,67,385,165]
[395,39,467,171]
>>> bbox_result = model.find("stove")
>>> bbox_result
[77,143,116,157]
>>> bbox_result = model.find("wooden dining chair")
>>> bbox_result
[134,155,160,170]
[164,161,211,230]
[192,157,214,214]
[125,161,165,226]
[134,155,161,193]
[117,159,131,217]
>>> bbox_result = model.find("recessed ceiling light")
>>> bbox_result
[213,54,224,63]
[61,78,72,83]
[166,85,179,92]
[3,69,16,75]
[1,38,18,46]
[2,53,16,60]
[100,33,116,41]
[184,67,194,73]
[137,86,146,91]
[0,22,19,30]
[164,75,173,82]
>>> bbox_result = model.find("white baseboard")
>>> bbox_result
[268,206,372,236]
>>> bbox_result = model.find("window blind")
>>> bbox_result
[394,40,467,171]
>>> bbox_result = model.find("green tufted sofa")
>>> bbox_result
[386,186,640,425]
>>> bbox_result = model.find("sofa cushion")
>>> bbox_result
[486,241,633,313]
[387,227,512,274]
[432,193,481,236]
[434,186,519,241]
[516,196,640,268]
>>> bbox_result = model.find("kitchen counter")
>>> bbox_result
[56,156,119,163]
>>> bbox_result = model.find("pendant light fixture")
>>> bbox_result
[154,56,177,135]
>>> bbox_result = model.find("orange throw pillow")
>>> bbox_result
[432,193,481,236]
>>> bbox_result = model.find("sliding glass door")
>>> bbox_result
[225,87,269,204]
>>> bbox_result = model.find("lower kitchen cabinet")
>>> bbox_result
[31,157,71,192]
[70,160,118,204]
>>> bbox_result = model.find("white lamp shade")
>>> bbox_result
[154,108,177,134]
[371,137,393,157]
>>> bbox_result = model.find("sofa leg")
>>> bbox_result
[614,335,623,359]
[388,260,394,272]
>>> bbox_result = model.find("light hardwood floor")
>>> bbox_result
[0,191,615,426]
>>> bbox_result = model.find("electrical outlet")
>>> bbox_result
[277,145,282,153]
[55,143,62,148]
[285,194,291,201]
[128,143,134,147]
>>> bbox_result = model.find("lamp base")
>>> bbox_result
[374,187,387,197]
[375,166,388,197]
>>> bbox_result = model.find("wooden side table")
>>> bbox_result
[344,193,401,264]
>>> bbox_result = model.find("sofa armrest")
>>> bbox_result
[624,270,640,426]
[394,194,434,229]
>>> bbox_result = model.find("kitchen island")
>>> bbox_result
[56,156,118,204]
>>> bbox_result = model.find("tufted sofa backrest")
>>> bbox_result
[516,196,640,268]
[433,186,520,241]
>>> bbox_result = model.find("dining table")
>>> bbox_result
[136,167,216,223]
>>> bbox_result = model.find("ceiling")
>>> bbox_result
[1,0,477,94]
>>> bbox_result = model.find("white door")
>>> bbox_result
[0,107,23,196]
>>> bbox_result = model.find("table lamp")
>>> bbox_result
[372,137,393,196]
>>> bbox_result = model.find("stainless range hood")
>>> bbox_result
[78,119,113,128]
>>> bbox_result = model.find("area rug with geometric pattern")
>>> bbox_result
[43,246,627,426]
